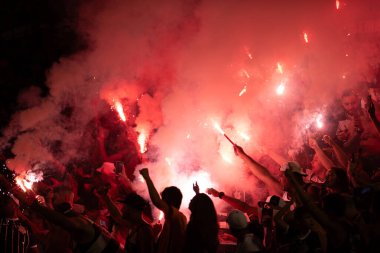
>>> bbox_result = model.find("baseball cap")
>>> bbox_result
[280,161,307,176]
[226,210,248,230]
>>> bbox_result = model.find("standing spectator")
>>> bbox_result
[226,210,264,253]
[140,168,187,253]
[184,193,219,253]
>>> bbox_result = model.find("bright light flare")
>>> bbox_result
[303,32,309,43]
[114,100,127,122]
[239,86,247,97]
[316,114,324,129]
[277,62,283,74]
[138,131,148,153]
[336,0,340,10]
[213,121,225,135]
[238,131,250,141]
[276,82,285,95]
[158,211,164,222]
[15,171,43,192]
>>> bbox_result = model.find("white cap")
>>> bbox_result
[226,210,248,230]
[280,161,307,176]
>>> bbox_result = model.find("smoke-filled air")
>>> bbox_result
[1,0,380,212]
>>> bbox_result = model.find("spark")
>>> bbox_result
[303,32,309,43]
[114,100,127,122]
[241,69,250,78]
[239,86,247,96]
[186,133,191,139]
[277,62,283,74]
[336,0,340,10]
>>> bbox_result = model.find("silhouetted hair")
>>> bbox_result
[185,193,219,253]
[161,186,182,209]
[121,192,153,220]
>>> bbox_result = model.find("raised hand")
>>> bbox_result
[206,188,219,198]
[139,168,149,179]
[233,145,245,157]
[193,181,200,194]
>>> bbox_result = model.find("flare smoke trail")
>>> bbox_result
[1,0,380,211]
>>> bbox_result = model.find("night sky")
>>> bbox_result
[0,0,84,129]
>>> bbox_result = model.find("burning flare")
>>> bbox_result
[316,113,324,129]
[138,131,148,153]
[303,32,309,43]
[276,82,286,95]
[336,0,340,10]
[15,171,43,192]
[114,100,127,122]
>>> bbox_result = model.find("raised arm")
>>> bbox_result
[140,168,169,214]
[207,188,258,218]
[96,186,128,227]
[234,145,283,196]
[285,169,346,247]
[308,137,336,172]
[322,135,349,168]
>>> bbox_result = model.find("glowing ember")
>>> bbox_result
[239,86,247,96]
[114,100,127,122]
[244,47,253,60]
[316,113,324,129]
[241,69,250,78]
[276,82,285,95]
[303,32,309,43]
[336,0,340,10]
[277,62,283,74]
[138,131,148,153]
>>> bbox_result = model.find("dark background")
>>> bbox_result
[0,0,86,130]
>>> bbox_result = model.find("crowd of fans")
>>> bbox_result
[1,84,380,253]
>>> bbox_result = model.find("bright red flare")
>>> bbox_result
[114,100,127,122]
[336,0,340,10]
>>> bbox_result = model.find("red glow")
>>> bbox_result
[336,0,340,10]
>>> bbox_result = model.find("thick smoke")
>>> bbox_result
[1,0,380,212]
